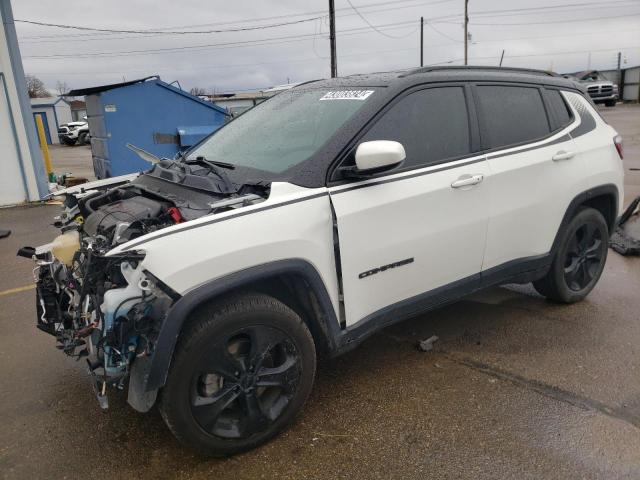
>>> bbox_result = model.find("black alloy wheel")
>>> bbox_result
[563,221,605,292]
[533,207,609,303]
[190,325,302,439]
[160,293,316,456]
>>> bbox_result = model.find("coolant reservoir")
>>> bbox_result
[51,230,80,266]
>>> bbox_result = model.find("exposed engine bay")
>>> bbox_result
[19,159,268,409]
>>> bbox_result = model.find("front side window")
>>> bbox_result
[187,88,377,175]
[360,86,471,169]
[476,85,550,149]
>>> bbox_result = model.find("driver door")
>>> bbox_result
[328,85,490,326]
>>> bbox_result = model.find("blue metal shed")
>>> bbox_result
[67,76,229,178]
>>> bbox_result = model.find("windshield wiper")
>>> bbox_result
[189,156,235,170]
[184,156,236,193]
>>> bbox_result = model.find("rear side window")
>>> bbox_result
[361,86,471,169]
[476,85,550,149]
[546,89,573,128]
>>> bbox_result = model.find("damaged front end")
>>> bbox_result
[19,159,267,410]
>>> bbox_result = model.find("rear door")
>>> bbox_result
[476,83,585,275]
[329,85,490,326]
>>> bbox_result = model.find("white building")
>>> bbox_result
[0,0,47,205]
[31,97,72,145]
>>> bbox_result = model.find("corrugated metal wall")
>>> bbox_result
[621,67,640,102]
[595,67,639,102]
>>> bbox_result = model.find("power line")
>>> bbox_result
[345,0,419,39]
[23,13,640,61]
[28,25,639,73]
[22,20,442,59]
[15,15,325,35]
[17,0,455,41]
[29,45,640,80]
[467,12,640,25]
[425,20,462,43]
[469,0,638,17]
[19,0,635,42]
[472,46,640,60]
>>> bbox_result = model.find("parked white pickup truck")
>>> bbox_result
[58,121,90,146]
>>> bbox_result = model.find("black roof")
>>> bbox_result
[299,66,577,90]
[66,76,158,96]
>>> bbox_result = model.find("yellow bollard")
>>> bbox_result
[34,115,54,182]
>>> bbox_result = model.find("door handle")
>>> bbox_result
[451,174,484,189]
[552,150,575,161]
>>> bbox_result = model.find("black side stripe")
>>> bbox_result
[486,134,571,160]
[568,108,596,139]
[331,156,486,195]
[331,132,573,196]
[122,192,328,251]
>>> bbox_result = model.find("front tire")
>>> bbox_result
[533,208,609,303]
[605,99,616,107]
[159,293,316,456]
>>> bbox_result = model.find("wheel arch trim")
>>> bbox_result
[551,183,619,254]
[143,259,341,393]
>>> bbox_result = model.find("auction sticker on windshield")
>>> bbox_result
[319,90,374,101]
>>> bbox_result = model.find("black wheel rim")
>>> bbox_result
[563,221,604,292]
[190,325,301,439]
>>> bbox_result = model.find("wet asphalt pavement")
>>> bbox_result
[1,105,639,479]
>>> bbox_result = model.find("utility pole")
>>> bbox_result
[329,0,337,78]
[464,0,469,65]
[420,17,424,67]
[499,49,505,67]
[616,51,622,85]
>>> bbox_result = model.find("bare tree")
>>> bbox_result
[25,74,50,98]
[189,86,207,96]
[55,80,70,96]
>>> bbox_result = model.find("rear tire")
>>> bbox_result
[159,293,316,457]
[533,207,609,303]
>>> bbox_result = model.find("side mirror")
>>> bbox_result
[354,140,405,174]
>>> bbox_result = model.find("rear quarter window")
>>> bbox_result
[476,85,551,149]
[546,89,574,129]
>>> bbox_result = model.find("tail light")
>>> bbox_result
[613,134,623,159]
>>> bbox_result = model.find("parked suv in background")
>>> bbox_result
[58,120,90,146]
[22,66,624,456]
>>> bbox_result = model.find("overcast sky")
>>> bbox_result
[12,0,640,93]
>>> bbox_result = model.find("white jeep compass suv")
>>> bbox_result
[21,66,624,456]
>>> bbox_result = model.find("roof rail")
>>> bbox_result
[400,65,558,78]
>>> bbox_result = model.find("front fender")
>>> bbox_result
[141,259,341,396]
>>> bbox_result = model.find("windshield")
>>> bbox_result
[187,87,377,174]
[580,73,608,83]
